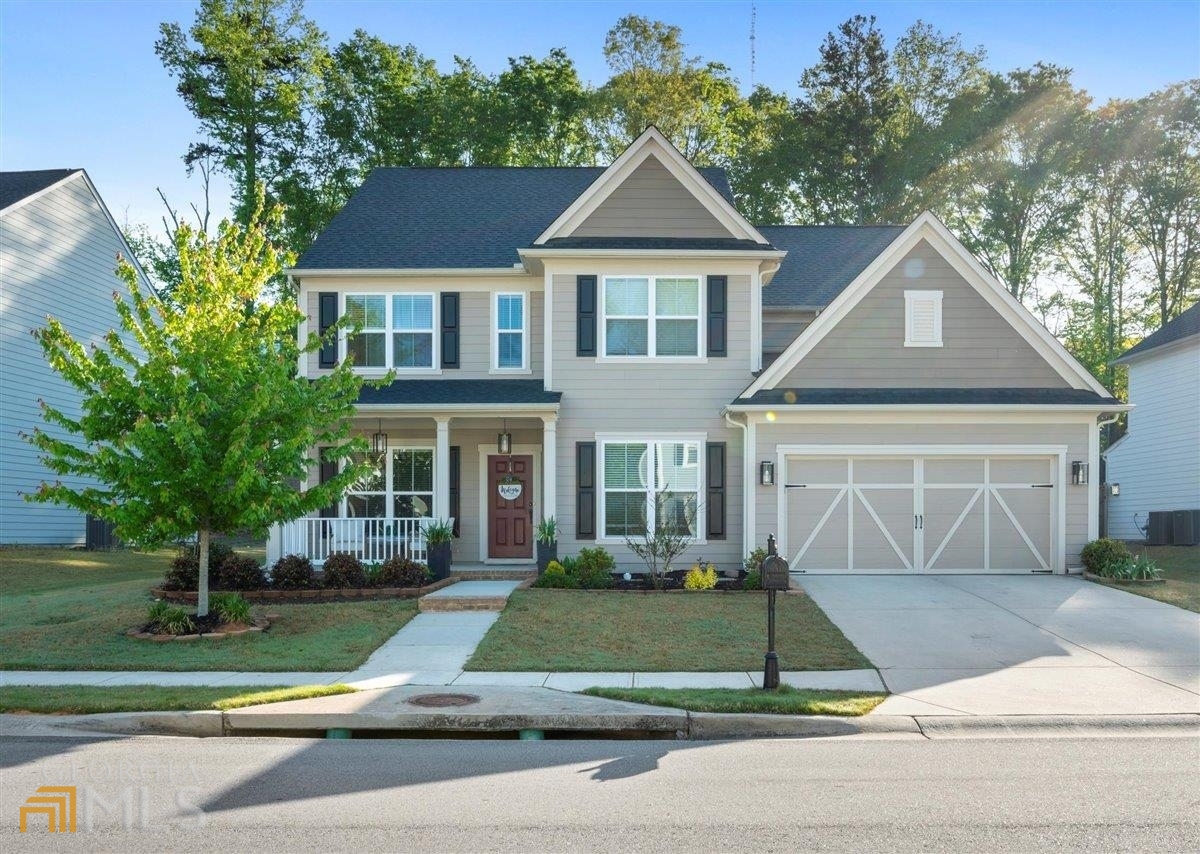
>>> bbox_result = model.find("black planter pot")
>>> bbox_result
[536,541,558,575]
[427,542,452,580]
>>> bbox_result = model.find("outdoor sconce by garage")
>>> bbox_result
[1110,482,1120,496]
[1071,461,1089,485]
[760,461,775,486]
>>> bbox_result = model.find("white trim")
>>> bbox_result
[1087,419,1100,541]
[0,170,83,217]
[340,444,437,519]
[519,248,786,262]
[477,444,541,563]
[354,403,560,414]
[491,290,530,373]
[903,289,943,347]
[1110,332,1200,365]
[745,418,757,559]
[543,267,554,390]
[598,274,705,360]
[741,410,1113,424]
[745,211,1113,398]
[730,404,1131,415]
[534,127,769,245]
[751,266,763,373]
[775,443,1070,457]
[288,267,534,278]
[594,432,708,546]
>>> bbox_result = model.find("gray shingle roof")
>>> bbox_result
[731,387,1122,407]
[539,236,771,251]
[0,169,77,212]
[295,166,736,270]
[1113,302,1200,363]
[358,379,561,406]
[757,225,905,308]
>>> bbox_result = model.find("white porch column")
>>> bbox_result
[434,416,451,520]
[541,416,558,523]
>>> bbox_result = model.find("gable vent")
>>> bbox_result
[905,290,943,347]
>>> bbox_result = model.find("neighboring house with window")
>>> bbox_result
[1103,303,1200,542]
[0,169,152,545]
[271,127,1127,574]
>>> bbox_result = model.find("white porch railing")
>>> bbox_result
[279,517,431,565]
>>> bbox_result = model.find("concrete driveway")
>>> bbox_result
[797,574,1200,716]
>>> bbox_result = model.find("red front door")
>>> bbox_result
[488,455,533,559]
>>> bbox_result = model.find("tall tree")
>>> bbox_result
[156,0,328,226]
[940,65,1090,303]
[1123,81,1200,328]
[494,49,597,166]
[724,85,796,224]
[25,203,370,617]
[595,15,749,164]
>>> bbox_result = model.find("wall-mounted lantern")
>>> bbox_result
[760,461,775,486]
[1071,461,1089,485]
[1110,482,1120,496]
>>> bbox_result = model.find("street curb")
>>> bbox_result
[911,713,1200,739]
[684,712,922,739]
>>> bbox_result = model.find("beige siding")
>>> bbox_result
[777,240,1069,388]
[550,269,757,572]
[306,288,543,379]
[763,308,816,357]
[0,175,145,544]
[570,155,733,239]
[753,421,1091,568]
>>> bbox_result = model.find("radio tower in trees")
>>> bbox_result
[750,3,757,87]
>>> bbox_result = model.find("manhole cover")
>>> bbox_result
[406,693,481,708]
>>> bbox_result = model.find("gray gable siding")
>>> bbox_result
[0,174,142,544]
[549,270,754,571]
[777,240,1070,389]
[570,155,733,239]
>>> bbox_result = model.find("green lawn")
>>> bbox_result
[1088,545,1199,613]
[0,548,416,671]
[583,686,886,716]
[465,590,871,672]
[0,683,354,714]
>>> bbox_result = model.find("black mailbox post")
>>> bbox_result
[760,534,790,689]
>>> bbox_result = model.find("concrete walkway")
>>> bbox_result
[798,574,1200,716]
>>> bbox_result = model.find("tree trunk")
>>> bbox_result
[198,529,210,618]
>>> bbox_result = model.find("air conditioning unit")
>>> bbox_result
[1146,511,1173,546]
[1172,509,1200,546]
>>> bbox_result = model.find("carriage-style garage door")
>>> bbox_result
[782,453,1058,574]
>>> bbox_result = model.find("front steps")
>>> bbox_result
[418,579,528,612]
[450,564,536,581]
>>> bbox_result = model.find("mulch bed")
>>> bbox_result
[151,576,456,603]
[541,569,766,593]
[126,616,270,642]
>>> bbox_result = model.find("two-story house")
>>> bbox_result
[269,128,1127,575]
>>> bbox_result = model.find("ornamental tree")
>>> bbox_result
[25,203,371,617]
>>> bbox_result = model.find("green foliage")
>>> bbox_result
[575,547,616,589]
[742,570,762,591]
[147,601,195,636]
[683,564,718,590]
[535,516,558,544]
[210,592,252,624]
[423,518,454,544]
[532,560,580,589]
[24,200,373,616]
[270,554,315,589]
[215,554,266,591]
[1081,538,1133,574]
[1101,553,1163,581]
[163,541,235,590]
[376,555,429,588]
[321,552,367,589]
[744,548,768,574]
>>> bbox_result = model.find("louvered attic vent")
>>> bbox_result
[904,290,943,347]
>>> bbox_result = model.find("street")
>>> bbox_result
[2,733,1197,851]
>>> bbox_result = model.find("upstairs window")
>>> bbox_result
[494,292,526,370]
[344,293,436,370]
[904,290,943,347]
[602,276,700,358]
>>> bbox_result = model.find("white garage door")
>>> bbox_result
[783,455,1057,574]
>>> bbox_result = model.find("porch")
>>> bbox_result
[268,396,559,568]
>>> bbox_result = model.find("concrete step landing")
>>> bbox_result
[451,565,536,581]
[418,579,525,612]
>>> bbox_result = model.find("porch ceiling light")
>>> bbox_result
[372,420,387,457]
[497,430,513,456]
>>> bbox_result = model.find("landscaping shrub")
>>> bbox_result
[161,540,235,590]
[376,555,430,588]
[322,552,367,588]
[1081,538,1132,575]
[533,560,580,589]
[684,564,718,590]
[147,601,194,635]
[744,547,768,573]
[1099,553,1162,581]
[270,554,315,589]
[214,554,267,590]
[210,592,252,625]
[575,547,615,589]
[742,569,762,591]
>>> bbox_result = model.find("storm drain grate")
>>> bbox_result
[406,693,481,708]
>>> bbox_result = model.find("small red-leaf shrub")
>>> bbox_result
[270,554,315,589]
[321,552,367,588]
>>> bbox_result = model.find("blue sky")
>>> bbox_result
[2,0,1197,230]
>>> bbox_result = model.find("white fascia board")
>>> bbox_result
[518,248,786,261]
[1110,333,1199,366]
[354,403,560,414]
[725,403,1133,414]
[745,211,1114,399]
[534,127,770,245]
[287,266,532,278]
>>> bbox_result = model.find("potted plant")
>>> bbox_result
[535,516,558,575]
[423,518,454,580]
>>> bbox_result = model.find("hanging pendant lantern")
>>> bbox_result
[372,419,387,457]
[497,418,512,455]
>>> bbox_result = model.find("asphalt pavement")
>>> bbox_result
[2,733,1196,851]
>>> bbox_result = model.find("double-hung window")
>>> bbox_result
[601,439,702,539]
[602,276,700,358]
[344,293,435,370]
[345,452,386,517]
[344,448,434,518]
[494,292,526,370]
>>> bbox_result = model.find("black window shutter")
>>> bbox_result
[577,275,597,356]
[706,442,727,540]
[449,446,461,537]
[318,292,338,368]
[707,276,727,357]
[318,447,338,518]
[441,292,460,369]
[576,441,596,539]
